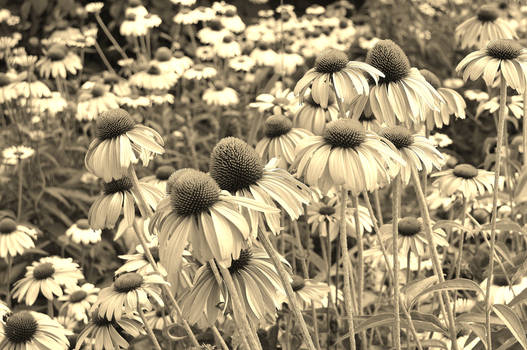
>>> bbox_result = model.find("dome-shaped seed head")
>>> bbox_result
[96,108,136,141]
[419,69,441,89]
[225,8,236,17]
[155,47,172,62]
[69,290,88,303]
[319,205,336,216]
[103,74,119,85]
[75,219,91,230]
[453,164,478,179]
[92,312,114,326]
[314,48,349,73]
[493,272,520,286]
[291,275,306,292]
[264,115,292,138]
[103,177,133,195]
[156,165,176,180]
[486,39,523,60]
[359,113,376,122]
[114,272,143,293]
[209,19,223,31]
[380,126,414,149]
[33,262,55,280]
[47,44,67,61]
[323,119,366,149]
[91,84,106,98]
[227,249,252,275]
[147,65,161,75]
[366,40,410,84]
[210,137,264,192]
[5,311,38,344]
[0,218,17,234]
[398,217,422,237]
[168,169,220,216]
[472,208,489,224]
[222,35,234,43]
[477,5,499,22]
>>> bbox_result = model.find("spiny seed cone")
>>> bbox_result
[0,218,17,234]
[486,39,522,60]
[96,108,136,140]
[291,275,306,291]
[0,73,11,87]
[359,113,376,122]
[314,48,349,73]
[76,219,91,230]
[227,249,252,274]
[493,272,520,286]
[210,137,264,193]
[258,42,269,50]
[214,80,226,90]
[168,169,220,216]
[472,208,489,224]
[366,40,410,84]
[33,262,55,280]
[223,35,234,43]
[103,177,133,195]
[380,126,414,149]
[477,5,499,22]
[225,8,236,17]
[103,74,119,85]
[209,19,223,31]
[453,164,478,179]
[156,165,176,180]
[47,44,67,61]
[323,119,366,149]
[91,84,106,98]
[174,51,184,58]
[114,272,143,293]
[264,115,292,138]
[69,290,88,303]
[397,217,422,237]
[147,65,161,75]
[155,47,172,62]
[339,20,348,29]
[319,205,336,215]
[5,311,38,344]
[419,69,441,89]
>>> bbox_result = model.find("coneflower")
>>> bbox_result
[432,164,495,200]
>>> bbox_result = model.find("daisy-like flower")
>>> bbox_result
[120,12,148,36]
[76,83,120,121]
[476,94,524,120]
[293,91,339,135]
[419,69,466,130]
[12,256,83,305]
[294,48,383,108]
[85,108,164,181]
[256,114,313,168]
[130,64,178,90]
[428,132,453,148]
[30,92,68,117]
[455,5,517,50]
[75,311,143,350]
[198,20,230,44]
[203,82,239,107]
[36,44,82,79]
[115,236,167,277]
[0,72,17,103]
[229,55,255,72]
[183,64,217,80]
[293,119,402,194]
[210,137,311,235]
[478,274,527,305]
[141,165,175,192]
[58,283,100,323]
[274,51,305,76]
[380,126,444,184]
[15,75,51,99]
[0,217,36,258]
[171,0,196,6]
[221,8,246,33]
[431,164,495,200]
[456,39,527,93]
[152,48,192,76]
[144,306,173,331]
[2,146,35,165]
[214,34,241,59]
[286,276,331,310]
[249,87,296,115]
[250,43,278,67]
[173,7,199,25]
[196,45,216,61]
[65,219,102,245]
[365,40,443,126]
[181,247,286,325]
[93,272,166,320]
[0,311,69,350]
[85,2,104,13]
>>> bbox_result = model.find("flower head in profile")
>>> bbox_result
[431,164,494,200]
[76,82,120,121]
[2,145,35,165]
[130,64,178,90]
[285,276,331,310]
[249,87,297,116]
[0,217,37,258]
[85,108,164,181]
[36,44,82,79]
[58,283,100,323]
[293,90,339,135]
[66,219,102,245]
[141,165,175,193]
[202,81,239,107]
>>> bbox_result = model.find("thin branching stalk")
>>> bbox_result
[392,175,402,350]
[138,305,162,350]
[351,195,364,315]
[453,197,469,315]
[373,190,384,225]
[16,157,23,220]
[6,256,12,308]
[93,40,116,74]
[94,13,129,60]
[47,299,54,318]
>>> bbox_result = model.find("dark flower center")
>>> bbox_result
[168,169,220,216]
[291,275,305,292]
[419,69,441,89]
[492,272,520,286]
[486,39,522,60]
[315,48,349,74]
[339,20,348,29]
[125,13,136,21]
[359,113,376,122]
[222,35,234,43]
[5,311,38,344]
[69,290,88,303]
[174,51,185,59]
[147,65,161,75]
[453,164,478,179]
[380,126,414,149]
[91,84,106,98]
[264,115,292,138]
[33,262,55,280]
[156,165,175,180]
[209,19,223,31]
[225,9,236,17]
[114,272,144,293]
[323,119,366,149]
[319,205,336,216]
[96,108,136,140]
[76,219,91,230]
[92,313,114,327]
[0,73,11,87]
[47,45,67,61]
[227,249,252,275]
[258,42,269,51]
[472,208,489,224]
[0,218,17,234]
[103,177,134,195]
[398,217,422,237]
[155,47,172,62]
[214,81,226,90]
[477,5,499,22]
[210,137,264,193]
[103,74,119,85]
[366,40,410,84]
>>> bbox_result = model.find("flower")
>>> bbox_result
[30,92,68,117]
[0,217,36,258]
[210,137,311,235]
[58,283,100,323]
[36,44,82,79]
[197,20,231,44]
[2,146,35,165]
[476,95,524,120]
[431,164,495,200]
[365,40,442,126]
[250,43,278,67]
[256,114,313,168]
[479,275,527,305]
[12,256,83,305]
[15,75,51,98]
[203,82,239,106]
[456,39,527,93]
[65,219,102,245]
[183,64,217,80]
[120,12,148,36]
[141,165,175,192]
[293,119,402,194]
[0,311,69,350]
[229,55,255,72]
[130,64,178,90]
[115,236,168,277]
[152,48,192,76]
[294,48,383,108]
[286,276,331,310]
[0,73,18,103]
[85,108,164,181]
[85,2,104,13]
[214,34,241,59]
[455,5,517,50]
[428,132,453,148]
[249,87,297,115]
[221,9,246,33]
[76,83,120,121]
[293,91,339,135]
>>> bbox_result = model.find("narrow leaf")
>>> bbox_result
[413,278,484,302]
[493,304,527,350]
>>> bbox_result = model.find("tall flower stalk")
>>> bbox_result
[391,175,402,350]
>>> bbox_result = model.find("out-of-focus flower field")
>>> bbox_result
[2,0,527,349]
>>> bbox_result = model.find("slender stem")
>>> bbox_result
[93,40,116,74]
[258,230,317,350]
[138,305,162,350]
[211,325,229,350]
[183,116,200,169]
[373,190,384,225]
[455,197,468,279]
[95,13,128,60]
[351,196,364,316]
[392,176,402,350]
[6,256,12,308]
[332,78,347,119]
[47,299,54,317]
[523,89,527,167]
[17,158,23,220]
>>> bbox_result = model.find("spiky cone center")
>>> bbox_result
[493,272,520,286]
[155,47,172,62]
[339,20,348,29]
[95,108,136,141]
[472,208,489,224]
[33,262,55,280]
[477,5,499,22]
[91,84,106,98]
[314,48,349,73]
[323,119,366,149]
[174,51,185,59]
[69,290,88,303]
[75,219,91,230]
[319,205,336,215]
[147,65,162,75]
[486,39,523,60]
[210,137,264,193]
[359,113,376,122]
[114,272,144,293]
[366,39,410,84]
[227,249,252,275]
[103,74,120,85]
[168,169,220,216]
[258,42,269,51]
[0,73,11,87]
[264,115,292,138]
[398,217,422,237]
[222,35,234,43]
[419,69,441,89]
[213,80,226,90]
[125,13,136,21]
[380,126,414,149]
[291,275,306,292]
[156,165,175,180]
[103,177,134,195]
[5,312,38,344]
[0,218,16,234]
[92,313,113,326]
[209,19,223,31]
[225,8,236,17]
[47,45,67,61]
[453,164,478,179]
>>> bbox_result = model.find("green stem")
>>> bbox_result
[523,89,527,167]
[138,305,162,350]
[47,299,54,317]
[95,13,128,60]
[17,158,23,220]
[392,175,402,350]
[211,324,229,350]
[94,40,116,74]
[6,256,12,308]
